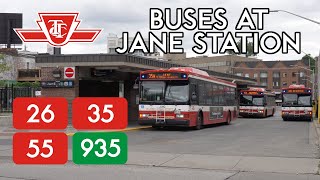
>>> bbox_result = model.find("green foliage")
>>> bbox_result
[14,81,40,88]
[302,54,316,72]
[226,41,257,57]
[0,53,10,72]
[0,80,7,87]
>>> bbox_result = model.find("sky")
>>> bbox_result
[1,0,320,61]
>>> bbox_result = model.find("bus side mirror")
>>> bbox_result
[191,93,197,101]
[133,84,139,89]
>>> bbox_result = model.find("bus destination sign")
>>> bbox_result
[287,89,306,93]
[141,72,187,80]
[243,91,260,95]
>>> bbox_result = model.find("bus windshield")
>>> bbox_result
[140,81,189,104]
[282,94,311,107]
[240,95,264,106]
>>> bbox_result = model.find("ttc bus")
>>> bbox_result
[239,88,276,118]
[282,85,312,121]
[138,67,238,129]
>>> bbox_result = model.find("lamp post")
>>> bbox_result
[271,9,320,122]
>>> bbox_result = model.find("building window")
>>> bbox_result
[299,72,304,77]
[273,72,280,78]
[292,81,296,84]
[260,72,268,78]
[272,72,280,89]
[226,61,231,66]
[283,73,287,78]
[260,82,267,86]
[245,73,250,78]
[292,72,296,77]
[283,82,287,86]
[254,73,258,78]
[236,73,242,76]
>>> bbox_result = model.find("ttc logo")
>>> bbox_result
[14,13,102,46]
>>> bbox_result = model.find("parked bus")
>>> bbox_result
[239,88,276,118]
[275,91,282,106]
[282,84,312,121]
[138,67,238,129]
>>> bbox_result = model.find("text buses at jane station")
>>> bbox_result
[239,88,276,118]
[282,85,313,121]
[138,67,238,129]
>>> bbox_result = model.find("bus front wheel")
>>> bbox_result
[195,113,203,130]
[272,109,275,116]
[225,112,231,125]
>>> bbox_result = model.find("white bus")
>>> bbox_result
[138,67,238,130]
[239,88,276,118]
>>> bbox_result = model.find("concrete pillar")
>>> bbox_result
[119,81,124,97]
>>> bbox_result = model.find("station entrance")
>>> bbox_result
[79,80,119,97]
[77,67,141,122]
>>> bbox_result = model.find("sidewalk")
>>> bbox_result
[0,113,12,127]
[313,118,320,143]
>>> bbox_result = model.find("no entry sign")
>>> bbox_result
[64,67,75,79]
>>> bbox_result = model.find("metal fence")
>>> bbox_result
[0,86,40,112]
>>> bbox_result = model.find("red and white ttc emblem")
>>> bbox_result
[14,13,102,46]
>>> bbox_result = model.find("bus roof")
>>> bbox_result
[140,67,236,87]
[240,87,266,92]
[240,87,275,96]
[282,84,311,90]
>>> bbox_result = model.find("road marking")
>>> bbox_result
[66,126,152,136]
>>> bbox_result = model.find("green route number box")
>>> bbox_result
[73,132,127,164]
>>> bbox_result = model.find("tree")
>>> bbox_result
[301,54,316,72]
[0,53,10,72]
[226,41,258,57]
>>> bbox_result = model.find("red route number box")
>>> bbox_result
[72,97,128,130]
[13,132,68,164]
[13,97,68,129]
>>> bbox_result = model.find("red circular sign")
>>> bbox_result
[65,68,74,78]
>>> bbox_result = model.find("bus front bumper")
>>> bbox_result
[239,112,265,117]
[282,114,312,120]
[138,119,190,127]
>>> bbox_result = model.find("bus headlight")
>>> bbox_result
[139,114,149,118]
[176,114,184,118]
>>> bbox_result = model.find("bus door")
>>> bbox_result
[155,105,166,124]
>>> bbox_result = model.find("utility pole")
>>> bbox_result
[318,51,320,123]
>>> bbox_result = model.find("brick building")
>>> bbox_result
[171,55,262,74]
[233,59,312,92]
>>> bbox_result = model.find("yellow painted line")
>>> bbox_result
[66,126,152,136]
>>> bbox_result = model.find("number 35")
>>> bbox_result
[88,104,114,123]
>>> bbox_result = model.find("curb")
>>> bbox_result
[313,120,320,141]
